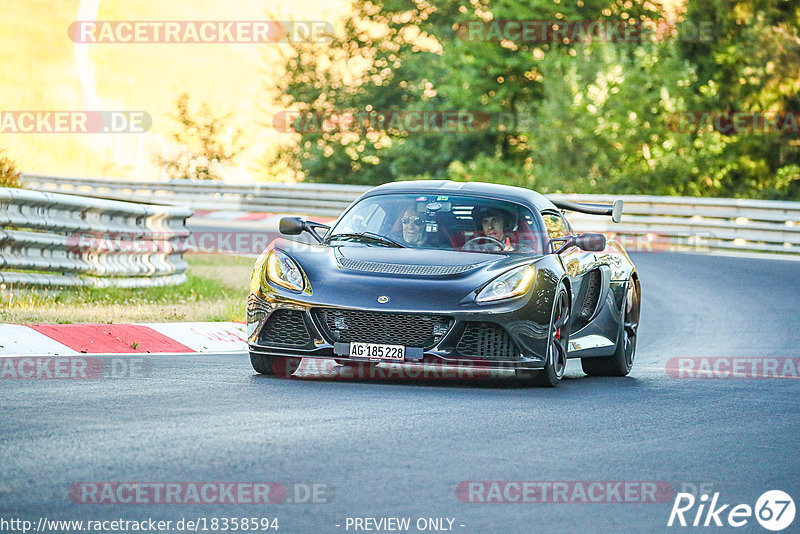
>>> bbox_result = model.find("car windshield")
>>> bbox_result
[327,193,544,254]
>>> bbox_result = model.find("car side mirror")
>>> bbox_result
[279,216,330,243]
[551,233,606,254]
[575,233,606,252]
[279,217,304,235]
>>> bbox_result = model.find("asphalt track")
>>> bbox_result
[2,251,799,533]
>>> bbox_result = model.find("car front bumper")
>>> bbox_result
[246,292,550,371]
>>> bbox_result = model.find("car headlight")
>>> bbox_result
[476,265,535,303]
[265,249,305,291]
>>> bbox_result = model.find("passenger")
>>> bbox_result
[399,205,429,247]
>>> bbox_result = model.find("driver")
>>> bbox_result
[466,207,516,251]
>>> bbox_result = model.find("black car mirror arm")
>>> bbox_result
[305,221,331,243]
[550,236,575,254]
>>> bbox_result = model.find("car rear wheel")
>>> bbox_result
[249,353,301,378]
[518,285,570,387]
[581,276,640,377]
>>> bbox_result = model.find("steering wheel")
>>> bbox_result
[462,235,505,251]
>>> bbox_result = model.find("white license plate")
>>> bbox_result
[350,342,405,362]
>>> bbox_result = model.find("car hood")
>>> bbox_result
[268,239,542,312]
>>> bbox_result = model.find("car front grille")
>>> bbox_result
[258,309,312,348]
[456,322,520,361]
[338,258,481,276]
[313,308,452,348]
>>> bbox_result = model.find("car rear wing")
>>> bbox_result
[550,199,623,223]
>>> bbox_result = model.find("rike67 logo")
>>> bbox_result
[668,490,795,531]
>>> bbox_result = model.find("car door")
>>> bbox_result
[540,210,597,329]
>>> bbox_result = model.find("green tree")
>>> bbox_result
[674,0,800,199]
[268,0,799,199]
[269,0,658,185]
[155,93,244,181]
[0,149,22,188]
[493,40,734,196]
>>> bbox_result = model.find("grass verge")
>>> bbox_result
[0,253,253,324]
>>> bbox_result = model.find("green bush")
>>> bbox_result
[0,149,22,188]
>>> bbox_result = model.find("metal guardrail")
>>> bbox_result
[22,173,365,217]
[21,174,800,256]
[0,187,192,287]
[550,194,800,255]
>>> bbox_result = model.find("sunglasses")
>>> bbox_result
[401,216,425,226]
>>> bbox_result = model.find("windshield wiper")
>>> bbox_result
[326,232,406,248]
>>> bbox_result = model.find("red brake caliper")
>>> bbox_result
[555,297,564,341]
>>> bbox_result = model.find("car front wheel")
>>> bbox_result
[250,353,301,378]
[518,284,570,387]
